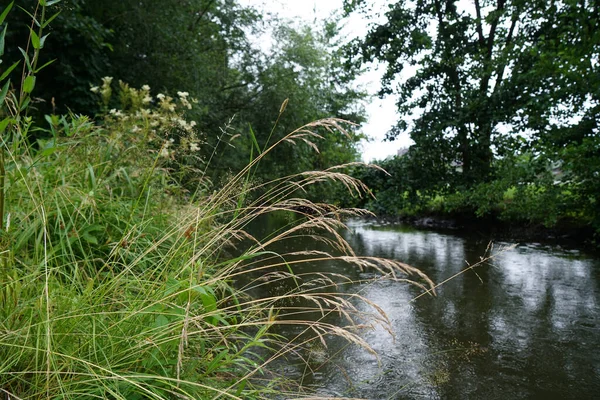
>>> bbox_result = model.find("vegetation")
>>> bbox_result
[345,0,600,242]
[2,0,367,190]
[2,0,597,396]
[0,1,437,398]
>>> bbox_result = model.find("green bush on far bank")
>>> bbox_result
[354,152,599,243]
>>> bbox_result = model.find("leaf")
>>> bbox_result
[40,146,57,157]
[0,60,20,81]
[164,277,180,296]
[30,28,40,49]
[34,58,55,73]
[153,315,170,329]
[19,96,30,111]
[16,6,39,27]
[0,117,10,133]
[0,24,7,57]
[248,124,261,155]
[45,0,63,6]
[0,79,9,107]
[18,47,32,72]
[39,33,50,48]
[193,286,217,313]
[41,11,60,29]
[0,2,14,26]
[81,232,98,245]
[23,75,35,93]
[206,349,230,373]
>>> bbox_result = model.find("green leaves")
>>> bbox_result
[41,11,59,29]
[34,58,55,73]
[0,60,19,81]
[0,2,14,59]
[0,79,9,107]
[29,28,40,49]
[0,24,7,58]
[22,75,35,93]
[28,28,50,50]
[39,0,63,6]
[0,117,10,133]
[18,47,32,72]
[0,2,14,27]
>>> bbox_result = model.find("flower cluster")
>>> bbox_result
[90,76,113,106]
[90,79,203,159]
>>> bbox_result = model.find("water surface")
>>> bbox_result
[253,218,600,399]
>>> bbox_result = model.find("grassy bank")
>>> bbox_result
[0,8,434,395]
[0,5,440,397]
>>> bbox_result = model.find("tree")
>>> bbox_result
[345,0,599,189]
[211,21,367,194]
[3,0,261,118]
[2,1,367,204]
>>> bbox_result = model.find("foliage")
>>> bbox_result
[210,22,368,194]
[346,0,599,240]
[0,4,435,398]
[345,0,599,187]
[2,1,367,199]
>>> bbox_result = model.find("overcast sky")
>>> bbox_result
[239,0,413,162]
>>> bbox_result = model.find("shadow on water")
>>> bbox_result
[245,216,600,399]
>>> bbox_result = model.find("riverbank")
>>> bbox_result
[366,212,597,251]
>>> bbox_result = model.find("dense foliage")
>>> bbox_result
[0,1,426,398]
[3,0,366,191]
[346,0,600,240]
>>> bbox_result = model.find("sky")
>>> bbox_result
[238,0,414,162]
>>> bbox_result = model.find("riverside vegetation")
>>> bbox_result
[345,0,600,244]
[0,1,436,399]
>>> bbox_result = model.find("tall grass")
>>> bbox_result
[0,91,434,399]
[0,3,435,398]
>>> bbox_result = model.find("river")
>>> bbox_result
[247,217,600,399]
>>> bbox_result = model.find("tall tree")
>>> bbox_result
[3,0,261,118]
[345,0,599,188]
[211,22,367,192]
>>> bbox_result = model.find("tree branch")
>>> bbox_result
[474,0,485,45]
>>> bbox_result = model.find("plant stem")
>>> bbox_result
[0,148,5,231]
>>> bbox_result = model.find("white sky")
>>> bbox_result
[239,0,413,162]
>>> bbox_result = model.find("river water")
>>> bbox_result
[249,218,600,399]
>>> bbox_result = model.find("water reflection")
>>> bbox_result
[259,218,600,399]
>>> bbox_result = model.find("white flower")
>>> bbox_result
[159,147,170,158]
[189,142,200,152]
[142,95,152,104]
[142,84,150,91]
[177,91,189,98]
[179,97,192,110]
[102,76,113,85]
[189,121,197,128]
[90,86,99,93]
[160,140,171,158]
[131,126,140,133]
[109,108,124,118]
[157,93,165,100]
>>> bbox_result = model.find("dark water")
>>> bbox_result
[250,218,600,399]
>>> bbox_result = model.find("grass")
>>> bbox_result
[0,76,435,399]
